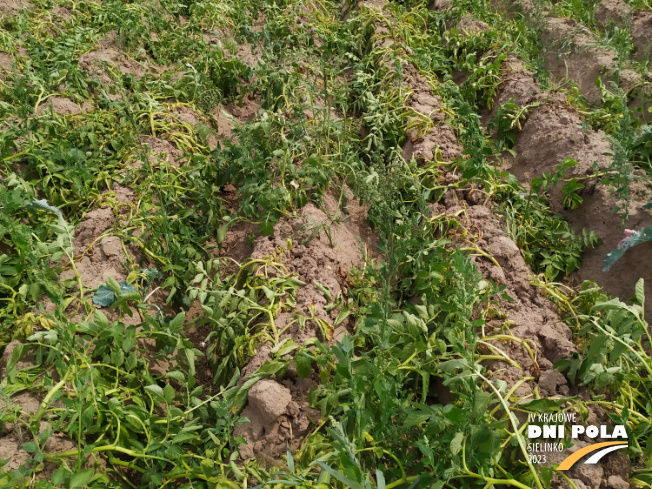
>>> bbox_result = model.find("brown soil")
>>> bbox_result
[79,36,160,87]
[224,93,262,123]
[493,57,543,109]
[140,136,184,167]
[631,11,652,62]
[391,45,625,481]
[429,0,454,11]
[43,206,141,327]
[171,104,201,126]
[0,52,11,77]
[434,194,577,373]
[508,3,652,121]
[52,6,72,23]
[0,0,28,17]
[594,0,630,26]
[251,191,376,344]
[234,42,262,70]
[401,65,463,164]
[457,15,490,36]
[495,54,652,318]
[232,189,377,461]
[547,439,630,489]
[211,107,236,140]
[541,17,622,105]
[233,378,320,460]
[595,0,652,62]
[36,97,91,115]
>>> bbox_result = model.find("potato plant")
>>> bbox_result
[1,0,651,487]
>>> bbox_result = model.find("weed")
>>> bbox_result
[488,99,542,153]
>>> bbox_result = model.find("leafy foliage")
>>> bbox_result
[0,0,650,487]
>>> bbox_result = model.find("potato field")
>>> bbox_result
[0,0,652,487]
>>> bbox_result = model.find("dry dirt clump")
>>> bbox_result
[493,57,542,109]
[456,15,490,36]
[361,0,462,164]
[140,136,183,167]
[210,107,236,140]
[631,11,652,62]
[401,64,463,164]
[594,0,630,26]
[510,7,652,119]
[233,378,320,460]
[429,0,454,11]
[224,93,262,123]
[0,52,11,78]
[540,17,623,105]
[54,207,140,326]
[594,0,652,62]
[251,191,376,345]
[494,57,652,317]
[78,33,161,86]
[232,191,377,461]
[503,102,613,182]
[171,104,201,126]
[36,97,91,115]
[0,0,28,17]
[546,439,630,489]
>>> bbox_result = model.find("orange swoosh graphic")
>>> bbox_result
[557,441,628,470]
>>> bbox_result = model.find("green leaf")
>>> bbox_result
[93,310,108,329]
[315,462,362,489]
[22,441,38,453]
[217,223,229,245]
[145,385,165,400]
[403,411,431,428]
[376,470,385,489]
[286,446,294,472]
[166,371,186,382]
[125,352,137,371]
[271,338,299,357]
[92,285,116,307]
[81,406,95,427]
[333,309,351,327]
[106,275,121,293]
[636,278,645,305]
[561,157,579,169]
[6,343,26,382]
[450,432,464,456]
[171,431,200,444]
[93,281,135,307]
[27,199,63,218]
[259,220,274,236]
[519,398,566,413]
[52,467,67,485]
[313,280,332,301]
[184,349,196,376]
[70,468,94,488]
[295,354,312,378]
[163,384,175,403]
[169,311,185,333]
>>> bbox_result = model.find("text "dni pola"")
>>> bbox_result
[527,412,627,439]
